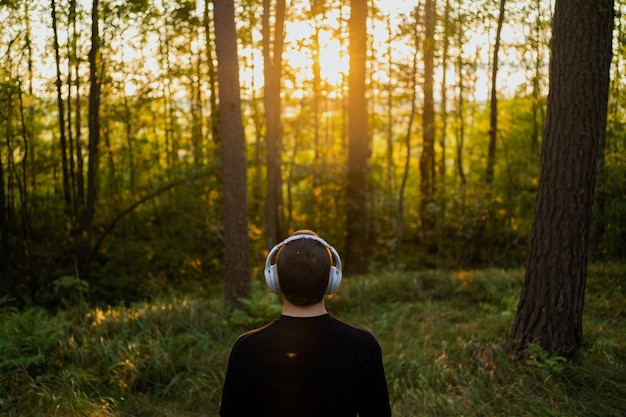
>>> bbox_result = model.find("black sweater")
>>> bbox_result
[220,314,391,417]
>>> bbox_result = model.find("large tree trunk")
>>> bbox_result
[345,0,369,276]
[262,0,286,247]
[213,0,251,309]
[510,0,614,356]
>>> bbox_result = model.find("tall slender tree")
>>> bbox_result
[262,0,286,247]
[420,0,436,249]
[79,0,102,275]
[510,0,614,356]
[345,0,369,275]
[213,0,251,309]
[485,0,505,190]
[203,0,220,147]
[51,0,72,220]
[396,11,420,270]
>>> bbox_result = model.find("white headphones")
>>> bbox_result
[264,234,343,295]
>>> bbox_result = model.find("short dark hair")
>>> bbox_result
[276,230,332,306]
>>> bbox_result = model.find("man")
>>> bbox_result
[220,230,392,417]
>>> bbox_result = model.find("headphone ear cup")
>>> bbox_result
[326,266,342,294]
[265,264,282,294]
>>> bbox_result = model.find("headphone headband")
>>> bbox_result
[264,234,343,295]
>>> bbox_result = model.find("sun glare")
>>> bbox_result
[281,14,350,92]
[318,36,348,86]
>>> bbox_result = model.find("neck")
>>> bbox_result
[282,297,328,317]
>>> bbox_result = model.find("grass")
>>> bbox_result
[1,264,625,416]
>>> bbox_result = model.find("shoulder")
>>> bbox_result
[329,316,382,347]
[230,319,277,352]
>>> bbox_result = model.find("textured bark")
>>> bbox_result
[213,0,251,309]
[510,0,614,356]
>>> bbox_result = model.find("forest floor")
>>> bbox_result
[1,263,625,416]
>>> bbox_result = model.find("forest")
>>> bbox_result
[0,0,623,305]
[0,0,625,415]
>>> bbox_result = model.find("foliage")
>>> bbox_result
[0,0,624,307]
[1,265,625,416]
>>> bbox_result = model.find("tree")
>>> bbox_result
[472,0,505,262]
[51,0,72,221]
[485,0,505,190]
[396,8,420,270]
[420,0,436,249]
[510,0,614,356]
[344,0,369,275]
[262,0,286,247]
[78,0,102,275]
[213,0,251,309]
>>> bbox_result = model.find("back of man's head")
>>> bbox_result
[276,230,332,306]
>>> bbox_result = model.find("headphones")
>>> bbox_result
[264,234,343,295]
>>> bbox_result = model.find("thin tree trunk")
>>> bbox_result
[396,20,420,270]
[66,0,78,223]
[440,0,450,183]
[262,0,286,247]
[81,0,101,273]
[204,1,220,146]
[17,82,29,238]
[471,0,505,263]
[0,98,11,279]
[51,0,72,218]
[73,7,85,210]
[385,13,395,220]
[486,0,505,189]
[420,0,436,250]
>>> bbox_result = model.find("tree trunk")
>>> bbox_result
[204,1,220,147]
[420,0,436,249]
[51,0,72,219]
[345,0,369,276]
[72,3,85,210]
[439,0,450,184]
[396,17,420,270]
[485,0,505,189]
[262,0,286,247]
[510,0,614,356]
[473,0,505,263]
[213,0,251,309]
[385,14,394,220]
[0,112,10,280]
[455,1,466,192]
[81,0,101,273]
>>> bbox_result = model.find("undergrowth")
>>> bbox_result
[1,264,625,416]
